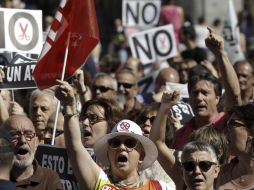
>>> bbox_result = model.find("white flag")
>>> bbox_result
[222,0,244,64]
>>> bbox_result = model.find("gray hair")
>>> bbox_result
[94,72,118,91]
[180,141,218,164]
[30,88,57,106]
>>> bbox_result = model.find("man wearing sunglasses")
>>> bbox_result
[181,141,220,190]
[116,70,143,120]
[3,115,63,190]
[92,73,118,101]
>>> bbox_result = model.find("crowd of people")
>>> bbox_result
[0,0,254,190]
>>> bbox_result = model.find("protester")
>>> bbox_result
[180,141,220,190]
[123,57,144,80]
[44,111,65,147]
[0,127,16,190]
[92,73,118,101]
[29,89,57,143]
[115,70,143,120]
[233,60,254,104]
[55,79,173,190]
[79,98,122,149]
[3,115,63,189]
[171,27,242,149]
[216,103,254,189]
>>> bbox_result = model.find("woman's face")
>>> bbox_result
[227,113,251,156]
[107,135,143,178]
[80,104,108,148]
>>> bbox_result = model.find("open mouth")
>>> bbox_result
[192,178,204,184]
[142,129,150,136]
[195,105,206,110]
[83,130,92,137]
[117,154,128,164]
[16,147,29,156]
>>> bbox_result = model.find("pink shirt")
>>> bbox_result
[171,112,228,150]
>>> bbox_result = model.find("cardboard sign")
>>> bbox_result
[0,8,43,54]
[35,145,80,190]
[0,54,37,89]
[122,0,161,27]
[129,24,177,65]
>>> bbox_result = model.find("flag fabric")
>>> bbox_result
[222,0,244,65]
[33,0,99,89]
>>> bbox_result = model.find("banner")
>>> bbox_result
[35,145,79,190]
[222,0,244,64]
[0,54,37,89]
[129,24,177,65]
[0,8,42,54]
[122,0,161,27]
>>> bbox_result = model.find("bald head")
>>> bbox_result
[155,67,180,90]
[3,115,35,132]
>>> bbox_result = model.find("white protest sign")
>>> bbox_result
[129,24,177,65]
[222,0,244,64]
[0,8,43,54]
[166,82,189,99]
[122,0,161,27]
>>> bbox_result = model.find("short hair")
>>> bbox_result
[234,60,254,75]
[190,127,228,164]
[116,69,137,83]
[80,98,123,132]
[180,141,219,164]
[30,88,57,106]
[188,72,222,97]
[0,128,14,166]
[94,73,118,91]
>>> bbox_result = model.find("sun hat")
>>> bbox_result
[94,119,158,170]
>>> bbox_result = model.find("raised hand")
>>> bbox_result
[55,79,76,107]
[161,90,180,110]
[205,27,224,56]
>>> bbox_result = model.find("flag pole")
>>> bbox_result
[51,33,71,145]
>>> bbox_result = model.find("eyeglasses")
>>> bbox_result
[80,113,105,125]
[108,138,138,151]
[137,116,156,124]
[93,85,114,93]
[182,161,217,172]
[10,130,36,143]
[118,82,134,89]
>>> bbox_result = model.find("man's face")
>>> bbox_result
[189,80,219,118]
[136,111,157,138]
[93,77,116,99]
[6,116,38,169]
[234,63,253,92]
[116,72,137,100]
[181,151,219,190]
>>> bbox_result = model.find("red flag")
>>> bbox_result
[33,0,99,89]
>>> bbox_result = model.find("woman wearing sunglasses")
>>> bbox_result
[181,141,220,190]
[55,80,172,190]
[215,103,254,190]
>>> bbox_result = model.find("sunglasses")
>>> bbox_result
[137,116,156,124]
[118,82,134,89]
[10,130,36,143]
[80,113,105,125]
[108,138,138,151]
[93,85,114,93]
[182,161,217,172]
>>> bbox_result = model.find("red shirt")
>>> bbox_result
[171,112,228,150]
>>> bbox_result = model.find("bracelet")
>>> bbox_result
[63,112,79,118]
